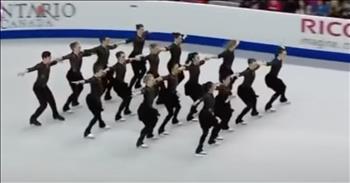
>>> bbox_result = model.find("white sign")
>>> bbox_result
[1,1,349,54]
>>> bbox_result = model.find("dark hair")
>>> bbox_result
[136,24,144,30]
[99,37,107,43]
[172,32,184,39]
[248,58,257,64]
[185,52,198,64]
[116,51,125,58]
[41,51,51,59]
[202,81,214,93]
[275,46,286,57]
[69,41,79,50]
[143,73,154,84]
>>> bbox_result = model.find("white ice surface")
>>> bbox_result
[1,39,349,182]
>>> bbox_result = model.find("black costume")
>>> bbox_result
[141,53,167,103]
[27,61,64,125]
[137,85,160,147]
[61,51,92,111]
[236,67,260,123]
[195,93,221,154]
[84,44,117,100]
[110,60,133,120]
[218,49,237,89]
[128,32,148,89]
[184,60,205,121]
[215,79,235,130]
[166,43,185,84]
[83,76,107,137]
[158,74,181,134]
[265,58,288,110]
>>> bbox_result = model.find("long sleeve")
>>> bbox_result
[239,69,249,77]
[84,46,99,54]
[82,50,92,57]
[61,53,73,61]
[196,60,205,66]
[50,61,58,66]
[26,64,40,72]
[140,55,150,62]
[84,77,94,84]
[107,44,118,50]
[165,44,173,51]
[218,51,225,58]
[125,38,133,44]
[266,59,278,66]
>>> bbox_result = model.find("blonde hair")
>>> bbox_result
[226,40,237,50]
[143,73,154,84]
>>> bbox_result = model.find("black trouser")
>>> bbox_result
[129,61,146,89]
[84,94,105,136]
[31,84,60,121]
[215,96,234,129]
[113,81,132,116]
[195,111,221,153]
[216,110,233,130]
[93,63,111,97]
[104,69,115,99]
[64,70,84,108]
[158,92,181,134]
[137,104,159,145]
[265,74,287,109]
[137,118,158,146]
[236,85,258,122]
[185,81,203,120]
[219,65,233,80]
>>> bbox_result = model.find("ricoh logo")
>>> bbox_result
[300,17,350,50]
[1,1,76,29]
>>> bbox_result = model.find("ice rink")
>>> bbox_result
[1,39,349,182]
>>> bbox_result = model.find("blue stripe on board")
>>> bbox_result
[1,29,349,63]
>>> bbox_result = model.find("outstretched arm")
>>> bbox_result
[83,46,99,55]
[56,53,72,63]
[129,54,145,62]
[18,64,39,76]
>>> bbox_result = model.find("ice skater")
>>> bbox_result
[139,43,167,102]
[165,32,186,85]
[214,73,235,131]
[183,52,211,121]
[72,68,111,139]
[140,43,167,78]
[235,58,261,125]
[262,46,290,112]
[110,51,141,121]
[158,63,186,136]
[194,82,222,156]
[59,41,92,112]
[136,74,162,148]
[84,37,125,101]
[209,40,240,89]
[127,24,149,90]
[18,51,65,126]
